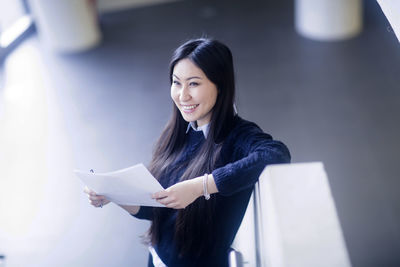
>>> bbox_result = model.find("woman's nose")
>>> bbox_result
[179,86,191,101]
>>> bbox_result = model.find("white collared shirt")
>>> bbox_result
[149,246,167,267]
[185,121,210,138]
[184,103,237,138]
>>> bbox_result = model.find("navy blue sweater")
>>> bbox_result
[134,116,291,266]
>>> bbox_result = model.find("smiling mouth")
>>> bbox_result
[181,104,199,113]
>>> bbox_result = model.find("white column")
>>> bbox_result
[295,0,363,41]
[29,0,102,53]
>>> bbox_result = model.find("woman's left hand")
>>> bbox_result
[84,186,111,208]
[152,178,202,209]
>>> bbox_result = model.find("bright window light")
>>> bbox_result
[0,15,33,48]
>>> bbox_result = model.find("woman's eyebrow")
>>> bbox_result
[186,76,202,80]
[173,74,202,80]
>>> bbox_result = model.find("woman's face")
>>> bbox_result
[171,58,218,127]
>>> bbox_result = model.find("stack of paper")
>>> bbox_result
[74,163,164,207]
[377,0,400,42]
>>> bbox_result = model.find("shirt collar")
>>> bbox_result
[185,121,209,138]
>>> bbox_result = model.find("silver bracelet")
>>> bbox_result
[203,173,210,200]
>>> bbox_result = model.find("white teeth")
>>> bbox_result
[182,105,198,110]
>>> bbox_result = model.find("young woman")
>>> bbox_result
[85,38,291,267]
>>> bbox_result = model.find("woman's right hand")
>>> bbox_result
[84,186,111,208]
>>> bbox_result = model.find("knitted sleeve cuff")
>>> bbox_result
[212,142,291,196]
[131,206,153,220]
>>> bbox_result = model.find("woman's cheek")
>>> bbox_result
[171,88,178,104]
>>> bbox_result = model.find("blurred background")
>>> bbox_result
[0,0,399,266]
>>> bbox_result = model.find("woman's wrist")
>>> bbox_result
[206,174,218,194]
[192,177,205,198]
[192,174,218,199]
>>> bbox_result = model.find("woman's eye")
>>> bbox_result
[172,80,180,85]
[189,82,199,86]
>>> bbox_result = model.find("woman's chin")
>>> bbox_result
[181,113,196,123]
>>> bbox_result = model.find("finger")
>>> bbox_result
[85,187,95,195]
[90,200,103,207]
[152,191,166,199]
[84,186,91,194]
[93,194,107,200]
[167,202,183,209]
[157,196,174,206]
[152,190,169,199]
[84,187,97,196]
[161,197,178,206]
[166,202,177,208]
[89,195,104,201]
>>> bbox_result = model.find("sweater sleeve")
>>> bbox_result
[212,122,291,196]
[131,206,154,220]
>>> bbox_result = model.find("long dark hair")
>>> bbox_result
[147,38,236,258]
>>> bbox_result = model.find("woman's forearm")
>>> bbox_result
[119,205,140,215]
[153,174,220,209]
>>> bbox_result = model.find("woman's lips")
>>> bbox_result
[181,104,199,114]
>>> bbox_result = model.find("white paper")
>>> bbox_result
[377,0,400,42]
[74,163,164,207]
